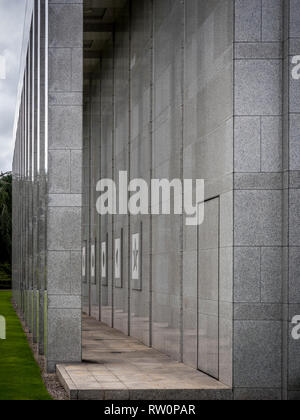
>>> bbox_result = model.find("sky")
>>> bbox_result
[0,0,26,173]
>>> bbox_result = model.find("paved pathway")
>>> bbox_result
[57,315,232,400]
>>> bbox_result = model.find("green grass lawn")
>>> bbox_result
[0,291,52,400]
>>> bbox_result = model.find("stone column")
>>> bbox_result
[233,0,284,399]
[46,0,83,372]
[283,0,300,401]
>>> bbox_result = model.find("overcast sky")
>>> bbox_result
[0,0,26,173]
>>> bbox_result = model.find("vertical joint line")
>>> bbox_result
[180,0,185,363]
[128,0,132,337]
[112,29,116,328]
[149,0,154,348]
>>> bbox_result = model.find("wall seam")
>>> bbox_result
[180,0,185,363]
[232,0,236,398]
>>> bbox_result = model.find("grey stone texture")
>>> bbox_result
[12,0,300,399]
[232,0,300,399]
[282,0,300,398]
[47,0,83,371]
[12,0,83,371]
[82,0,234,386]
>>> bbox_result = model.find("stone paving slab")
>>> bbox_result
[56,316,232,400]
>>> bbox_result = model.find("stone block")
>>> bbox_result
[235,60,282,116]
[49,106,82,150]
[290,114,300,171]
[47,207,81,251]
[49,4,82,48]
[49,48,71,92]
[234,247,261,303]
[261,247,282,303]
[48,150,70,194]
[71,150,82,194]
[289,189,300,246]
[234,388,282,400]
[262,0,282,42]
[235,0,261,42]
[290,0,300,38]
[261,117,282,172]
[47,308,81,364]
[234,190,282,246]
[234,117,261,173]
[289,247,300,303]
[234,320,282,388]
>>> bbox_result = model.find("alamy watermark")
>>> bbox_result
[292,55,300,80]
[95,171,205,226]
[292,316,300,341]
[0,316,6,340]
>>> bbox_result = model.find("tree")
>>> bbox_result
[0,172,12,266]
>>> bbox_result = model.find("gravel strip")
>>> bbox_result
[13,302,69,401]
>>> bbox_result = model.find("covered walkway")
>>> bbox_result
[57,316,231,400]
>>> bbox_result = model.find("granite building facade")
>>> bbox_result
[12,0,300,399]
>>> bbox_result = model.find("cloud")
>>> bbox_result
[0,0,26,173]
[0,55,5,79]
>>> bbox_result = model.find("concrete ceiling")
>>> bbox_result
[83,0,128,84]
